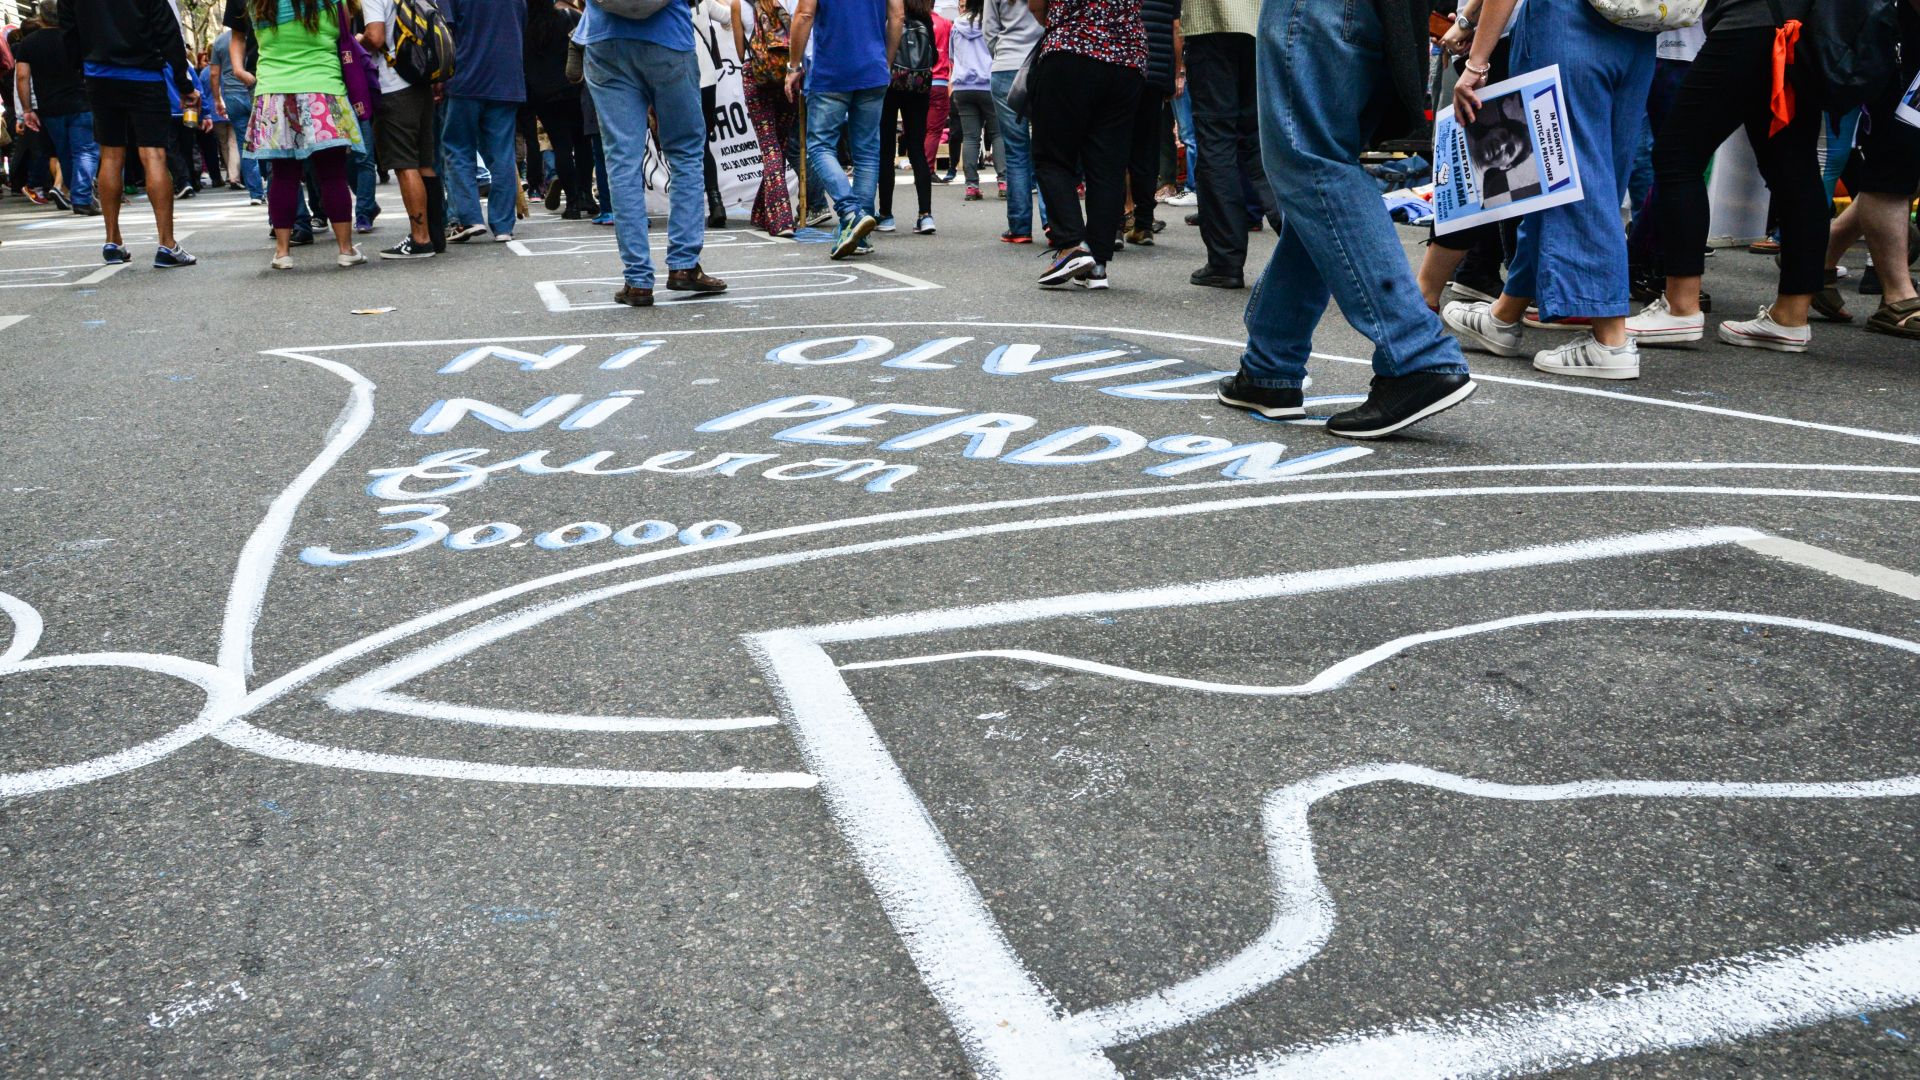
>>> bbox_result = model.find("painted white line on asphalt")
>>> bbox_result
[1740,536,1920,602]
[0,315,27,332]
[265,322,1920,447]
[1196,929,1920,1080]
[0,591,44,664]
[74,262,131,286]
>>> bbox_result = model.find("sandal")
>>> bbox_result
[1866,296,1920,339]
[1812,268,1853,323]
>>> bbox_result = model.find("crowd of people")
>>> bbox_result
[1,0,1915,436]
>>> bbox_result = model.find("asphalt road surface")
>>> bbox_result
[2,179,1919,1080]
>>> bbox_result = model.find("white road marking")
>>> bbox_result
[0,314,26,332]
[267,322,1920,448]
[1194,929,1920,1080]
[0,591,44,663]
[534,266,941,311]
[337,689,780,732]
[1740,536,1920,602]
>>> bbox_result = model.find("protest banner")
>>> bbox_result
[1432,64,1583,236]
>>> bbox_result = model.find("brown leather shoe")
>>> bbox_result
[666,263,728,293]
[614,284,654,307]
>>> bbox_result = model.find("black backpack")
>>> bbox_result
[891,19,936,93]
[390,0,456,86]
[1768,0,1899,115]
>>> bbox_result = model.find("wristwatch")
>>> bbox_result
[1454,13,1474,30]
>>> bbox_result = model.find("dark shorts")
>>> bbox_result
[376,83,438,172]
[1843,5,1920,196]
[87,76,174,149]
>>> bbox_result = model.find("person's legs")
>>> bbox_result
[351,117,379,225]
[97,145,127,244]
[1028,53,1090,252]
[924,85,950,170]
[743,79,793,233]
[639,41,709,273]
[587,39,664,286]
[1080,67,1140,263]
[806,91,858,219]
[534,98,585,211]
[989,69,1034,236]
[1126,86,1164,234]
[1741,78,1824,321]
[1172,86,1197,187]
[479,102,520,235]
[1186,33,1249,276]
[269,158,305,254]
[1625,56,1689,272]
[441,96,485,228]
[310,146,356,253]
[878,91,901,220]
[955,89,985,185]
[136,145,179,248]
[845,86,887,221]
[230,99,264,200]
[1242,0,1467,385]
[1653,28,1772,316]
[1854,193,1919,303]
[900,92,932,216]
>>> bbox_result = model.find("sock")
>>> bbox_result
[426,179,447,254]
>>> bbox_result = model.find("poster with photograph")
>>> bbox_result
[1431,64,1583,236]
[1897,66,1920,129]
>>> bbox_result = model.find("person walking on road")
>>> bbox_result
[784,0,903,259]
[442,0,526,243]
[583,0,729,306]
[877,0,937,235]
[732,0,798,237]
[947,0,996,201]
[1180,0,1273,289]
[59,0,200,266]
[1211,0,1475,437]
[362,0,444,257]
[12,1,99,216]
[984,0,1040,242]
[243,0,368,269]
[1027,0,1145,291]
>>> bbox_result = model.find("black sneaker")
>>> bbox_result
[1190,265,1245,290]
[289,229,315,247]
[380,237,436,259]
[1215,372,1305,419]
[49,188,72,211]
[1324,372,1477,440]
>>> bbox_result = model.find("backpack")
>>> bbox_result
[389,0,455,86]
[891,18,935,93]
[1585,0,1702,32]
[746,0,791,86]
[1766,0,1899,115]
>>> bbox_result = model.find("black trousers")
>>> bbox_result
[1652,26,1824,294]
[1184,32,1274,274]
[533,94,595,210]
[1030,50,1142,262]
[1127,86,1167,231]
[880,87,932,218]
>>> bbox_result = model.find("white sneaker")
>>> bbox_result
[270,253,293,270]
[1626,296,1705,345]
[1442,300,1525,357]
[1532,333,1640,380]
[1166,189,1198,206]
[337,246,367,267]
[1718,306,1811,352]
[493,232,514,242]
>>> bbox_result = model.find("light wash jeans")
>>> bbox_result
[585,38,706,287]
[224,96,264,200]
[1238,0,1468,388]
[1506,0,1654,319]
[1172,86,1198,187]
[805,85,885,222]
[989,69,1037,235]
[42,112,100,208]
[442,97,520,235]
[351,117,380,224]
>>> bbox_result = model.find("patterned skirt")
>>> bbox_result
[244,92,363,160]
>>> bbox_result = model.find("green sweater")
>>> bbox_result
[254,0,347,97]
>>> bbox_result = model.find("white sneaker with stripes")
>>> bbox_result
[1532,333,1640,380]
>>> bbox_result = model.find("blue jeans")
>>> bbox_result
[1506,0,1654,319]
[585,38,707,286]
[42,112,99,208]
[351,117,380,222]
[443,97,520,235]
[224,96,264,199]
[990,69,1037,235]
[1239,0,1467,388]
[1172,87,1198,186]
[806,85,886,221]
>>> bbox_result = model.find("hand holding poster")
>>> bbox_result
[1432,64,1584,236]
[1896,67,1920,129]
